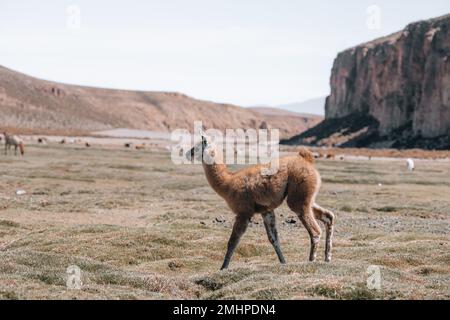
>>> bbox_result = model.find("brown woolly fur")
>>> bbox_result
[298,147,314,163]
[18,142,25,155]
[187,134,335,270]
[3,132,25,156]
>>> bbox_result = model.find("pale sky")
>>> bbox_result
[0,0,448,106]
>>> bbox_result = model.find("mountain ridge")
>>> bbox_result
[0,65,318,139]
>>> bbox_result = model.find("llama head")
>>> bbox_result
[186,133,217,164]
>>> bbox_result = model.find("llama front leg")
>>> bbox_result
[313,204,335,262]
[262,211,286,264]
[221,214,250,270]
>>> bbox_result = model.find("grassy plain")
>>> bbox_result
[0,143,449,299]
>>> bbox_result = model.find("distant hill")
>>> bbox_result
[0,65,319,139]
[248,107,320,118]
[248,107,323,137]
[276,97,326,116]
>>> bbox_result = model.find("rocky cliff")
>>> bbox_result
[284,14,450,149]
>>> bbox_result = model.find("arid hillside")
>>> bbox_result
[0,65,318,139]
[249,107,322,136]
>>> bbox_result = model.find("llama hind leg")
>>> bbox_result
[262,211,286,264]
[313,204,335,262]
[288,201,321,262]
[300,208,322,262]
[221,214,250,270]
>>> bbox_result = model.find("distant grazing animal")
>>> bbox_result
[37,137,48,144]
[186,132,335,270]
[135,144,145,150]
[3,132,25,156]
[406,158,415,172]
[85,142,91,147]
[60,139,66,144]
[124,143,132,148]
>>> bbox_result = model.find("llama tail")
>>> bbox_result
[19,143,25,155]
[297,147,314,163]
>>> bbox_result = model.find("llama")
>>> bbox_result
[186,133,335,270]
[3,132,25,156]
[135,143,146,150]
[406,158,415,172]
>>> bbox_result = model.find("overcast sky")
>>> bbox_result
[0,1,448,106]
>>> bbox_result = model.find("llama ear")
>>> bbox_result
[199,129,210,142]
[197,127,205,139]
[201,135,208,146]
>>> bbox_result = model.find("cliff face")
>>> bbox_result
[327,14,449,138]
[285,14,450,149]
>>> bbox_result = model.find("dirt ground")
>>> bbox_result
[0,142,449,300]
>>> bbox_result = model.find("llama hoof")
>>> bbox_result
[325,256,331,262]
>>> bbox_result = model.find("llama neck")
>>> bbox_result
[202,162,231,196]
